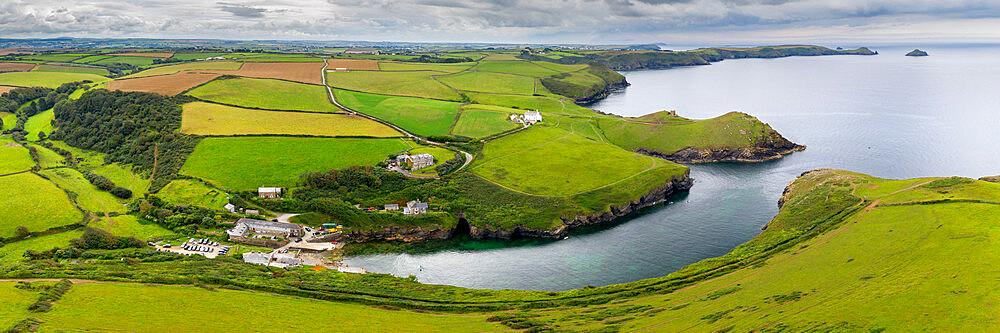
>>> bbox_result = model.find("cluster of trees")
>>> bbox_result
[409,55,474,63]
[434,152,465,176]
[70,227,145,250]
[81,170,132,199]
[133,195,228,233]
[50,90,201,190]
[152,57,184,65]
[1,82,87,138]
[296,166,428,204]
[103,63,138,77]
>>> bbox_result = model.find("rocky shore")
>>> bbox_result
[637,142,806,164]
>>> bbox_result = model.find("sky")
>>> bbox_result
[2,0,1000,45]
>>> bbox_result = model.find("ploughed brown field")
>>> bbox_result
[107,52,175,58]
[0,86,16,94]
[208,62,325,85]
[0,62,36,72]
[326,59,380,71]
[0,48,32,56]
[108,72,222,96]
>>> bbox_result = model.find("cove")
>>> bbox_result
[344,45,1000,291]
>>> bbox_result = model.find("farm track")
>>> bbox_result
[0,169,30,177]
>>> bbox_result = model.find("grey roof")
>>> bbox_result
[237,218,302,231]
[413,202,429,209]
[385,204,399,209]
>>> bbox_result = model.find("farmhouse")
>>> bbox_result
[224,203,236,213]
[396,153,435,171]
[258,187,282,199]
[385,204,399,211]
[523,111,543,124]
[403,200,429,215]
[229,217,304,238]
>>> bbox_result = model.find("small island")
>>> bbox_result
[906,49,929,56]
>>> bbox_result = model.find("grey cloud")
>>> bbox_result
[217,3,268,18]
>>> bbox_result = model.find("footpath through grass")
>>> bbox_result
[181,136,410,190]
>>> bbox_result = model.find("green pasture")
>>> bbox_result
[90,163,150,196]
[169,52,230,61]
[334,89,460,137]
[599,111,776,154]
[35,283,502,332]
[471,125,666,197]
[532,61,588,72]
[1,112,15,131]
[377,62,474,73]
[22,53,91,62]
[0,72,108,88]
[26,143,66,169]
[88,56,158,67]
[0,231,82,264]
[473,60,559,77]
[180,101,400,137]
[0,173,82,236]
[23,109,54,141]
[227,53,321,62]
[0,282,43,329]
[156,179,230,211]
[88,215,175,240]
[437,71,537,95]
[464,91,594,115]
[39,168,125,213]
[326,70,461,101]
[0,140,34,174]
[32,64,109,76]
[181,137,410,190]
[124,60,241,78]
[187,77,339,112]
[73,55,112,63]
[451,104,520,138]
[48,140,105,167]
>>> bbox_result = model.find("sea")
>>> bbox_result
[343,45,1000,291]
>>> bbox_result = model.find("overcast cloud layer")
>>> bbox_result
[2,0,999,44]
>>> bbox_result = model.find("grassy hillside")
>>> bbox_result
[39,168,126,214]
[333,89,460,137]
[156,179,230,211]
[180,102,400,137]
[0,173,82,236]
[326,70,462,101]
[451,104,521,138]
[599,111,799,156]
[0,72,107,88]
[181,137,410,190]
[187,77,339,112]
[437,71,537,95]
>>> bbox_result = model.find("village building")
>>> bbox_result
[228,218,304,238]
[224,203,236,213]
[241,251,302,268]
[403,200,429,215]
[395,153,435,171]
[333,67,349,72]
[258,187,281,199]
[242,252,271,265]
[523,110,543,124]
[384,204,399,211]
[344,50,380,55]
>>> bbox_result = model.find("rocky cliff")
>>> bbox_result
[638,141,805,164]
[468,171,693,239]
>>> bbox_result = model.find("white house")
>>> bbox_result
[258,187,281,199]
[523,111,542,124]
[396,153,435,171]
[224,203,236,213]
[403,200,429,215]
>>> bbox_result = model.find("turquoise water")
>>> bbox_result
[344,46,1000,291]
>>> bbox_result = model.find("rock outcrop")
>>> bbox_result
[469,171,693,239]
[906,49,929,57]
[639,142,805,164]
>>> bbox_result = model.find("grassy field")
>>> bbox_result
[180,102,400,137]
[334,89,460,137]
[169,52,230,61]
[23,109,54,141]
[1,112,15,131]
[39,168,126,213]
[90,164,149,196]
[326,70,462,101]
[532,61,588,72]
[0,173,82,236]
[0,282,43,329]
[0,231,82,264]
[31,64,109,75]
[187,77,339,112]
[123,60,242,78]
[88,56,158,67]
[0,140,34,174]
[181,137,410,190]
[27,143,66,169]
[377,62,475,73]
[598,111,783,154]
[437,71,537,95]
[34,283,503,332]
[465,91,594,115]
[451,104,521,138]
[156,179,230,211]
[0,72,107,88]
[88,215,176,240]
[470,125,671,196]
[473,60,559,77]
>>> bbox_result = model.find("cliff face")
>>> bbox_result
[334,172,694,243]
[638,141,805,164]
[469,171,693,239]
